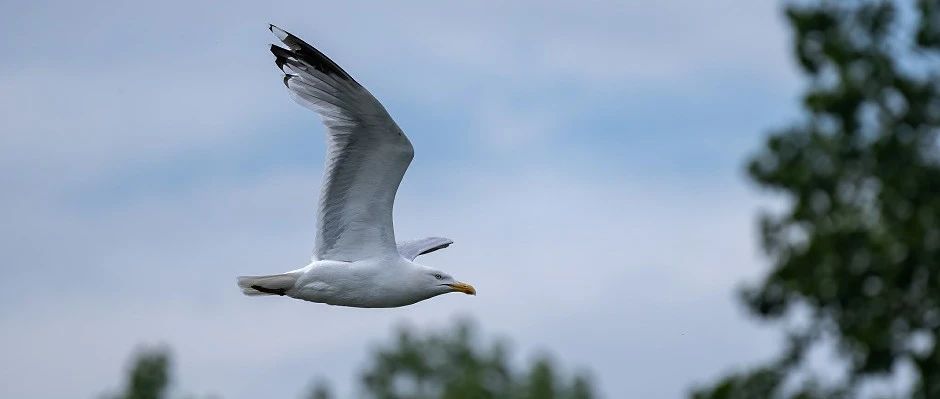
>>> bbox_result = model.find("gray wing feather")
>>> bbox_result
[397,237,454,261]
[271,25,414,261]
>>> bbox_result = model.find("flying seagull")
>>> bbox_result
[236,25,475,307]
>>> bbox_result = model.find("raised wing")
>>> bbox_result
[270,25,414,261]
[397,237,454,261]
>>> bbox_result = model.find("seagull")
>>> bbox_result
[236,25,475,308]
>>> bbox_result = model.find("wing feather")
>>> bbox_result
[397,237,454,261]
[270,25,414,261]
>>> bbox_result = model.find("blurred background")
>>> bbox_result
[2,0,938,398]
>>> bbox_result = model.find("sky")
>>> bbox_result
[0,1,805,398]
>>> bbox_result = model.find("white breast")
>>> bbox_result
[290,257,426,308]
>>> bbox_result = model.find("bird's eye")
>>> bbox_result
[434,274,443,280]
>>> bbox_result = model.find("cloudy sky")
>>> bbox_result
[1,1,804,397]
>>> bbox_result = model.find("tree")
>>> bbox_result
[359,319,594,399]
[306,378,333,399]
[523,357,558,399]
[693,0,940,398]
[110,321,595,399]
[108,347,172,399]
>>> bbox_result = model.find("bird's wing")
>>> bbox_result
[270,25,414,261]
[397,237,454,261]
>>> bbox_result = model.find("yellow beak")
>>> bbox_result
[447,282,476,295]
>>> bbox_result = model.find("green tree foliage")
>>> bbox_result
[108,347,171,399]
[359,320,594,399]
[693,0,940,398]
[523,357,558,399]
[306,378,333,399]
[568,375,594,399]
[110,321,595,399]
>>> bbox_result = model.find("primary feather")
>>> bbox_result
[270,25,414,262]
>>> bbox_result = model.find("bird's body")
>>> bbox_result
[236,25,475,308]
[280,258,447,308]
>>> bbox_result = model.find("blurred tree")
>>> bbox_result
[567,374,594,399]
[360,320,594,399]
[109,321,595,399]
[109,347,171,399]
[693,0,940,398]
[523,356,559,399]
[306,378,333,399]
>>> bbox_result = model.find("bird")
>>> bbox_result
[236,25,476,308]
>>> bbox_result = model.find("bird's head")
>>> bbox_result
[421,268,476,297]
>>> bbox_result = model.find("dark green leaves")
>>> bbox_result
[359,320,594,399]
[695,0,940,398]
[107,347,171,399]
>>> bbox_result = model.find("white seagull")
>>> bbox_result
[236,25,475,307]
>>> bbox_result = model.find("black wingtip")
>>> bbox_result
[269,24,290,43]
[282,74,293,88]
[266,26,358,84]
[270,44,291,57]
[271,44,291,70]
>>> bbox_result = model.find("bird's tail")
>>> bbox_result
[236,273,298,296]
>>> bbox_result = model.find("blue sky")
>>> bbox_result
[1,1,804,397]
